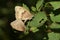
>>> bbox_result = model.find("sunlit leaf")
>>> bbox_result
[49,23,60,28]
[29,12,47,27]
[30,27,39,33]
[48,32,60,40]
[50,12,60,22]
[49,1,60,10]
[36,0,44,11]
[31,6,36,12]
[23,3,30,11]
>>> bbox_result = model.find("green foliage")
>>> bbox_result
[36,0,44,11]
[48,32,60,40]
[50,13,60,22]
[23,0,60,40]
[31,6,36,12]
[24,12,47,33]
[49,1,60,10]
[0,0,60,40]
[49,23,60,28]
[23,3,30,11]
[29,12,47,27]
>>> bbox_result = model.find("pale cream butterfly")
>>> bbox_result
[15,6,33,22]
[10,19,26,31]
[10,6,33,31]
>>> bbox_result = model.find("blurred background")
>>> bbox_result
[0,0,60,40]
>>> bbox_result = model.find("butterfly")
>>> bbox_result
[10,6,33,31]
[10,19,25,31]
[15,6,33,22]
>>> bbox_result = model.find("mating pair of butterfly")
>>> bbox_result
[10,6,33,32]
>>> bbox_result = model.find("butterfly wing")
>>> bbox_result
[15,6,24,20]
[10,19,25,31]
[15,6,33,21]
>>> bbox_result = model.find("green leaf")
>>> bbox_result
[49,23,60,28]
[29,12,47,27]
[36,0,44,11]
[28,12,47,32]
[48,32,60,40]
[50,12,60,22]
[49,1,60,10]
[31,6,36,12]
[23,4,29,10]
[30,27,39,33]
